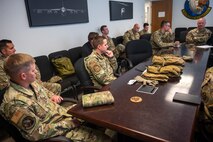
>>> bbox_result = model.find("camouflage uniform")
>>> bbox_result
[201,67,213,120]
[106,37,125,58]
[84,51,117,89]
[139,29,149,36]
[123,29,140,45]
[186,28,212,45]
[0,81,111,142]
[0,55,61,95]
[0,55,10,90]
[150,29,175,55]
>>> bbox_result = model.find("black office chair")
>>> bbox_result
[179,30,188,43]
[115,36,124,46]
[140,33,152,41]
[174,27,187,41]
[187,27,196,32]
[125,39,152,66]
[74,58,100,94]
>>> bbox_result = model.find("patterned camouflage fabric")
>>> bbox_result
[107,37,125,59]
[186,28,212,45]
[0,81,111,142]
[84,51,117,89]
[0,55,10,90]
[123,29,140,45]
[201,67,213,120]
[150,29,175,55]
[0,55,61,95]
[82,91,114,108]
[139,29,149,36]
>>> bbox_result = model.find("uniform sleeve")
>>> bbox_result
[123,31,130,45]
[152,32,174,48]
[85,58,116,86]
[186,31,194,44]
[108,56,118,72]
[164,32,175,42]
[3,102,76,141]
[194,30,212,43]
[0,63,10,90]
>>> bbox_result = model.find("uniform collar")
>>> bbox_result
[10,81,35,97]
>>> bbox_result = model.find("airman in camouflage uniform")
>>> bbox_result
[186,18,212,45]
[123,24,140,45]
[84,36,117,89]
[100,25,125,58]
[0,53,111,142]
[0,39,61,95]
[201,67,213,120]
[139,23,149,36]
[150,20,180,55]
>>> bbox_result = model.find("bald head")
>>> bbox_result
[197,18,206,30]
[133,24,140,33]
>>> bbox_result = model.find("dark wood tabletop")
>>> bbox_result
[68,45,210,142]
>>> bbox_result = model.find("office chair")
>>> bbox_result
[74,58,100,94]
[125,39,152,66]
[140,33,152,41]
[174,27,187,41]
[179,30,188,43]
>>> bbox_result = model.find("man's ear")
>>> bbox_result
[20,72,27,80]
[1,48,6,55]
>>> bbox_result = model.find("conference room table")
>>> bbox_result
[68,44,210,142]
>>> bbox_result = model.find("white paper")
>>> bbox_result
[158,11,165,17]
[196,45,213,49]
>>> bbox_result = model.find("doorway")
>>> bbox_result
[145,0,173,33]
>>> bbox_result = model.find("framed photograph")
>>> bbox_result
[109,1,133,21]
[25,0,89,27]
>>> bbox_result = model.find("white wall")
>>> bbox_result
[172,0,213,29]
[0,0,145,56]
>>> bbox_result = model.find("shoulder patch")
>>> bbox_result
[22,116,36,130]
[93,65,101,72]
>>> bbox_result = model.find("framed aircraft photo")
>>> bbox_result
[109,1,133,21]
[25,0,89,27]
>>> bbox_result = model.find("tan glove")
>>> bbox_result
[159,65,182,77]
[152,55,185,66]
[134,76,158,86]
[147,65,161,74]
[143,72,169,82]
[182,55,193,62]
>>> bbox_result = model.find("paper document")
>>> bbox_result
[196,45,213,49]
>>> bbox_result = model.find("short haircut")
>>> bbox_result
[0,39,12,52]
[4,53,35,78]
[100,25,107,32]
[160,20,169,28]
[88,32,99,41]
[143,23,149,28]
[92,36,106,49]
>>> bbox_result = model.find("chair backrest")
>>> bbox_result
[126,39,152,66]
[116,36,124,45]
[140,33,152,41]
[179,30,188,43]
[68,46,82,64]
[175,27,187,41]
[187,27,196,32]
[74,58,94,94]
[34,55,55,82]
